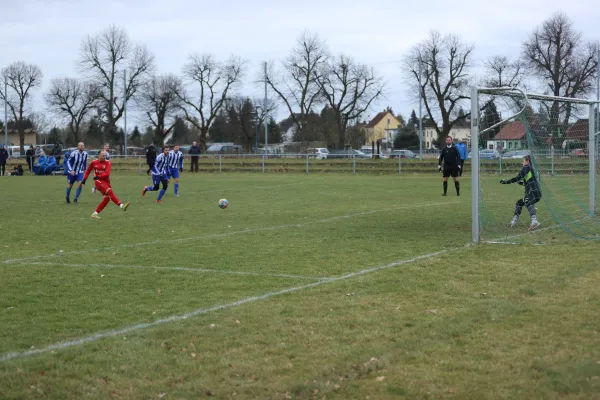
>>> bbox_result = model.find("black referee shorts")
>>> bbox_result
[443,165,459,178]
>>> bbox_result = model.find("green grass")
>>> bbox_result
[0,172,599,399]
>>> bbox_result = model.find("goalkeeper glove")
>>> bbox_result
[437,165,441,172]
[93,176,99,181]
[517,180,524,186]
[500,179,507,184]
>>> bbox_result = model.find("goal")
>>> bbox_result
[470,86,600,244]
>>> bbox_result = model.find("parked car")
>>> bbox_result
[360,148,387,159]
[569,149,587,158]
[306,148,329,159]
[469,149,500,159]
[389,150,417,159]
[502,150,530,159]
[328,149,371,159]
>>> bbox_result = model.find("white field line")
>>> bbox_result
[7,262,327,281]
[2,201,459,264]
[0,247,460,363]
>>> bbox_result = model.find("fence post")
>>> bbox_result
[306,154,309,174]
[551,146,555,176]
[398,155,402,174]
[353,155,356,174]
[499,155,502,174]
[137,157,142,174]
[219,154,222,174]
[262,154,265,173]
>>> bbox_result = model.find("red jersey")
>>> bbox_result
[84,159,112,183]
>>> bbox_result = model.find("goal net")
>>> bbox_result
[471,87,600,244]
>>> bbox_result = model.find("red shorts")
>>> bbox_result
[94,180,112,195]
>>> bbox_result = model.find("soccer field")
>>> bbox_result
[1,173,599,399]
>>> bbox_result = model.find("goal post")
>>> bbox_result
[470,86,600,244]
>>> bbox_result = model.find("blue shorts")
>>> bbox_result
[152,174,169,186]
[67,172,84,185]
[169,168,180,179]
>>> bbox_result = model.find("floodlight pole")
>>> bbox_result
[471,87,480,243]
[4,79,7,148]
[123,70,128,160]
[263,61,268,159]
[418,58,423,161]
[590,104,596,216]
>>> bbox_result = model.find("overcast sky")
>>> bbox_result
[0,0,597,130]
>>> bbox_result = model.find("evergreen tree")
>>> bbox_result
[129,126,142,147]
[171,117,189,144]
[86,117,104,147]
[480,101,502,141]
[48,127,62,145]
[408,110,419,127]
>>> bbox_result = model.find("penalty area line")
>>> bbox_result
[9,262,328,281]
[0,246,459,363]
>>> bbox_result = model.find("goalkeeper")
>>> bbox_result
[500,155,541,231]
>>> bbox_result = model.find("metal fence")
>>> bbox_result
[6,151,597,176]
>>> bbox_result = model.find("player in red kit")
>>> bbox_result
[82,150,130,219]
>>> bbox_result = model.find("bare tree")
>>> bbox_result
[404,31,473,143]
[317,55,384,148]
[265,31,328,138]
[0,62,43,152]
[484,56,524,88]
[79,25,154,140]
[178,54,245,149]
[45,78,100,145]
[137,74,183,145]
[522,12,598,135]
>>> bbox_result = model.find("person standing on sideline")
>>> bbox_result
[437,136,461,196]
[189,141,201,172]
[145,142,157,175]
[25,146,35,172]
[455,138,467,176]
[0,145,8,176]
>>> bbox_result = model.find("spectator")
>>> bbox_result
[455,138,468,176]
[9,164,23,176]
[35,146,42,157]
[44,155,57,175]
[146,142,157,175]
[0,144,8,176]
[53,144,62,166]
[189,141,201,172]
[25,145,35,172]
[34,151,48,175]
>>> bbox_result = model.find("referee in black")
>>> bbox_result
[437,136,461,196]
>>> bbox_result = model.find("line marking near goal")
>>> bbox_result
[5,262,328,281]
[2,201,460,265]
[0,247,461,363]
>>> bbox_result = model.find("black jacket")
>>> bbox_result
[0,148,8,163]
[189,145,201,156]
[146,145,157,164]
[26,149,35,158]
[438,145,460,167]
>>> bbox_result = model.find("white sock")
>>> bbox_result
[92,211,98,215]
[119,203,123,208]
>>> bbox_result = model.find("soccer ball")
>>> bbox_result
[218,199,228,209]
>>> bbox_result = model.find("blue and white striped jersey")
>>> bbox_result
[151,153,169,176]
[167,150,184,169]
[67,151,88,173]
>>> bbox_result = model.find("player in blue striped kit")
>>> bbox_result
[142,145,170,203]
[66,142,88,204]
[92,143,110,195]
[167,144,184,196]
